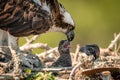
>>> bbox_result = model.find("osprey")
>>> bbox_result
[0,0,75,41]
[0,0,75,68]
[80,44,100,61]
[51,40,72,67]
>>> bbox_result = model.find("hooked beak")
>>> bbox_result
[66,30,75,41]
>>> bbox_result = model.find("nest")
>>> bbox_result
[0,33,120,80]
[74,56,120,80]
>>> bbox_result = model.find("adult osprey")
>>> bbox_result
[0,0,75,41]
[0,0,75,68]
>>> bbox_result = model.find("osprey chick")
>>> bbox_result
[52,40,72,67]
[80,44,100,61]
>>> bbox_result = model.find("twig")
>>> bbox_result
[113,33,119,56]
[9,46,34,73]
[24,37,30,42]
[116,44,120,53]
[20,43,51,51]
[9,46,20,74]
[41,67,73,72]
[0,73,14,80]
[73,44,80,65]
[0,62,8,67]
[108,33,120,50]
[37,47,58,58]
[25,35,40,45]
[69,62,82,80]
[23,67,73,72]
[0,73,21,80]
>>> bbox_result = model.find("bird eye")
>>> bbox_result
[65,24,69,26]
[68,26,73,30]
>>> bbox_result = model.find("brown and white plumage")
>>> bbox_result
[0,0,75,41]
[0,0,75,68]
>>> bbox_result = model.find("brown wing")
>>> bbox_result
[0,0,53,37]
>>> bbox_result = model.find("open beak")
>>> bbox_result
[64,40,71,48]
[66,30,75,41]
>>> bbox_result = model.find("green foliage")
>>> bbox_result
[26,72,55,80]
[26,69,32,75]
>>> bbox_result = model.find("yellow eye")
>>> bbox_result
[68,26,73,30]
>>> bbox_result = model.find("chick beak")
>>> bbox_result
[66,30,75,41]
[65,40,71,48]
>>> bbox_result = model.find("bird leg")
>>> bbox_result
[0,30,8,46]
[8,33,35,73]
[0,30,41,75]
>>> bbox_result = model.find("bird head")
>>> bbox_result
[80,44,100,60]
[48,1,75,41]
[59,4,75,41]
[58,40,70,54]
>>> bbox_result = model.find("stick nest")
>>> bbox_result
[0,33,120,80]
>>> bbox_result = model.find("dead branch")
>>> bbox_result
[108,33,120,51]
[23,67,73,73]
[25,35,40,45]
[0,73,23,80]
[37,47,58,58]
[0,62,9,67]
[9,46,21,74]
[73,44,80,66]
[41,67,72,71]
[69,62,82,80]
[0,73,14,80]
[20,43,51,51]
[24,37,30,42]
[117,44,120,53]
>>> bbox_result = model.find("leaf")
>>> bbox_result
[26,68,32,74]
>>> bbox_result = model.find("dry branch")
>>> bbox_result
[9,46,21,74]
[25,35,40,45]
[20,43,51,51]
[37,47,58,58]
[0,62,9,67]
[69,62,82,80]
[41,67,73,72]
[108,33,120,50]
[73,44,80,66]
[0,73,23,80]
[0,73,14,80]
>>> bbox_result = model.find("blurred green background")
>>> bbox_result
[20,0,120,52]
